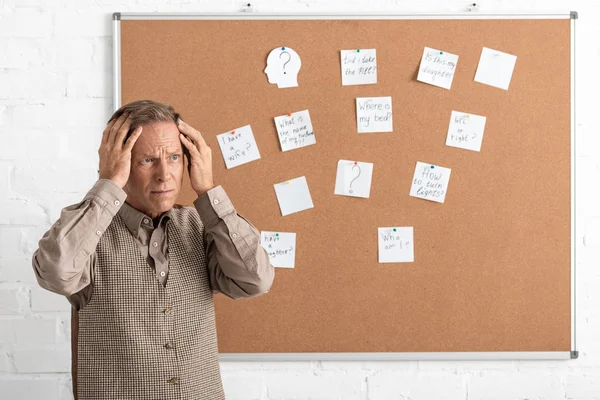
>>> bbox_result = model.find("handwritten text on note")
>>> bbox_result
[216,125,261,169]
[341,48,377,86]
[356,96,393,133]
[417,47,459,90]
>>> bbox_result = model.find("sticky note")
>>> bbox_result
[409,162,452,203]
[274,109,316,152]
[356,96,393,133]
[216,125,261,169]
[261,231,296,268]
[341,48,377,86]
[445,111,487,152]
[334,160,374,198]
[417,47,459,90]
[474,47,517,90]
[378,227,414,263]
[274,176,314,216]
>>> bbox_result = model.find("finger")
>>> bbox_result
[102,116,121,145]
[109,112,130,144]
[180,133,201,157]
[113,115,134,147]
[123,126,143,151]
[178,120,207,148]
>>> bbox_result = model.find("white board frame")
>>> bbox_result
[112,11,577,361]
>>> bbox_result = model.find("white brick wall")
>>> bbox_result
[1,0,599,399]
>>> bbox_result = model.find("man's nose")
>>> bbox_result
[156,159,171,182]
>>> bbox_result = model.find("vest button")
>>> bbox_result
[164,342,174,350]
[168,377,179,385]
[163,306,173,315]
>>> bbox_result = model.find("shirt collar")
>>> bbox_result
[118,201,172,238]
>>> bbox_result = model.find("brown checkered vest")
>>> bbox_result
[76,206,225,400]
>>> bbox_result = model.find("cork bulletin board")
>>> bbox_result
[114,13,576,359]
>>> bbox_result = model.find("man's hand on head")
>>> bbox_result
[178,119,216,197]
[98,112,143,188]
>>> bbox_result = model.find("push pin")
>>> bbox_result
[242,3,256,12]
[468,2,480,12]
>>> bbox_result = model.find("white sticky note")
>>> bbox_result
[216,125,261,169]
[341,49,377,86]
[378,227,414,263]
[409,162,452,203]
[356,96,393,133]
[274,109,316,152]
[474,47,517,90]
[261,231,296,268]
[445,111,487,152]
[334,160,374,198]
[274,176,314,216]
[417,47,459,90]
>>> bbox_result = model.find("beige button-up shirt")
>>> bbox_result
[33,179,274,310]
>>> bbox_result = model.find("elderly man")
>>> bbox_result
[32,100,274,400]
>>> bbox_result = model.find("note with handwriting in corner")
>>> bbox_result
[378,227,414,263]
[216,125,261,169]
[274,176,314,216]
[261,231,296,268]
[446,111,487,152]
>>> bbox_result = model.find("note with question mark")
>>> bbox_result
[280,51,291,74]
[264,46,302,89]
[260,231,296,268]
[216,125,261,169]
[334,160,374,199]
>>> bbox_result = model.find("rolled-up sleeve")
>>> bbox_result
[194,186,274,299]
[32,179,126,298]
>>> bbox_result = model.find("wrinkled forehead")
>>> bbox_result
[132,121,182,154]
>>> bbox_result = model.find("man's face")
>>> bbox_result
[124,121,184,218]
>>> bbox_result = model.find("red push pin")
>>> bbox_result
[288,113,292,117]
[354,161,358,165]
[231,130,236,135]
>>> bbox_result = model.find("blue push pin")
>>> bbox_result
[393,228,397,232]
[281,46,286,51]
[430,165,435,169]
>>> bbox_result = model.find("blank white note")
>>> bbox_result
[274,176,314,216]
[216,125,261,169]
[474,47,517,90]
[261,231,296,268]
[445,111,487,152]
[341,48,377,86]
[378,227,414,263]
